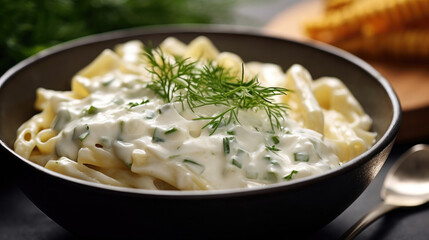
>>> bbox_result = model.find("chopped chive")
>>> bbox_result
[164,127,178,135]
[264,171,278,182]
[144,111,155,119]
[112,140,133,168]
[223,137,234,155]
[294,152,309,162]
[231,158,242,168]
[246,170,258,179]
[270,160,280,166]
[113,98,124,105]
[79,125,90,142]
[87,105,98,115]
[128,99,149,109]
[52,109,71,131]
[127,102,139,108]
[183,159,202,166]
[82,105,98,116]
[102,76,115,86]
[183,159,205,174]
[152,128,164,143]
[271,135,280,144]
[100,136,111,148]
[227,130,235,135]
[283,170,298,180]
[263,155,279,166]
[119,121,125,132]
[310,140,323,160]
[266,145,281,152]
[236,148,246,155]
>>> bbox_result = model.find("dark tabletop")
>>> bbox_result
[1,138,429,240]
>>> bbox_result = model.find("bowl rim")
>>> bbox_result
[0,24,402,199]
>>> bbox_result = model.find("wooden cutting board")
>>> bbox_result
[265,0,429,142]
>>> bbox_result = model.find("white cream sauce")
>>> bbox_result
[51,68,341,189]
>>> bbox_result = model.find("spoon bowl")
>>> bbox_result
[382,144,429,207]
[341,144,429,239]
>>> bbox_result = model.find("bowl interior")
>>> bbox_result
[0,26,398,152]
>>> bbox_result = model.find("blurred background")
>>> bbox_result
[0,0,299,75]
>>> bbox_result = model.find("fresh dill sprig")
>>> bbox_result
[191,64,290,134]
[143,46,291,135]
[144,44,195,103]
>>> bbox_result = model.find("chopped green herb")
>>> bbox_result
[223,137,234,155]
[128,99,149,109]
[164,127,177,135]
[183,159,205,174]
[246,170,258,179]
[264,171,278,182]
[102,76,115,86]
[183,159,202,165]
[271,135,280,144]
[310,140,323,160]
[119,121,125,132]
[52,109,71,131]
[294,152,309,162]
[266,145,281,152]
[168,155,180,159]
[267,130,275,134]
[79,125,90,142]
[231,158,242,168]
[152,128,164,143]
[263,155,279,166]
[87,105,98,115]
[160,104,171,112]
[236,148,246,155]
[283,170,299,180]
[144,111,155,119]
[82,105,98,116]
[113,98,124,105]
[270,160,280,166]
[100,136,112,148]
[112,140,133,168]
[227,130,235,135]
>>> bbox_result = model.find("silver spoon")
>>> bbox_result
[340,144,429,240]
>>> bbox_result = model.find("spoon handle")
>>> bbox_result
[339,202,400,240]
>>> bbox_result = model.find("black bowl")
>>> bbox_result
[0,25,401,239]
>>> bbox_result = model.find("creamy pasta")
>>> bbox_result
[14,36,376,190]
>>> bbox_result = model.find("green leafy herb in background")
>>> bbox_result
[0,0,237,75]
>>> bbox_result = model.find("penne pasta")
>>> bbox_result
[15,37,376,190]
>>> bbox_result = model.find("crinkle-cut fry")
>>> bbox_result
[325,0,356,12]
[305,0,429,44]
[337,29,429,59]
